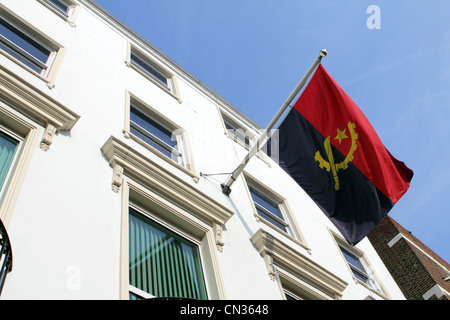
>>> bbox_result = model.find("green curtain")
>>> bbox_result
[0,131,19,192]
[129,207,208,300]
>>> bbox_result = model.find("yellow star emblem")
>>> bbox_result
[333,128,348,144]
[315,122,359,191]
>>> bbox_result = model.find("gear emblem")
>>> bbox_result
[314,122,358,190]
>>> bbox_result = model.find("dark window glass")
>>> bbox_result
[0,15,52,73]
[248,185,288,232]
[45,0,71,15]
[131,52,169,88]
[130,105,182,165]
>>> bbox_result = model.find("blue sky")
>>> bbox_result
[94,0,450,263]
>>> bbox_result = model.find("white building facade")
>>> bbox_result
[0,0,405,300]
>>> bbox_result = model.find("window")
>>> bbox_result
[219,111,275,168]
[248,183,289,233]
[128,206,208,300]
[339,245,373,286]
[337,242,382,293]
[131,50,170,90]
[0,101,39,227]
[41,0,75,17]
[124,93,196,178]
[0,16,51,74]
[127,45,180,101]
[0,13,54,75]
[283,287,312,300]
[278,272,341,300]
[0,129,20,195]
[250,228,347,300]
[102,138,233,300]
[245,175,308,247]
[129,102,183,166]
[224,118,251,147]
[0,6,63,85]
[37,0,79,26]
[219,111,257,149]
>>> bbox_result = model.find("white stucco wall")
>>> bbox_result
[0,0,405,300]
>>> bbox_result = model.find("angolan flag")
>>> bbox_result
[267,65,413,245]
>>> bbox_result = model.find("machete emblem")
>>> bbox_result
[314,122,358,190]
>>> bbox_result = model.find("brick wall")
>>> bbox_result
[368,217,450,300]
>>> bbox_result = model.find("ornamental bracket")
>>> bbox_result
[40,124,57,151]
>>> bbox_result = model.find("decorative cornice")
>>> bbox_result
[250,228,348,299]
[0,66,80,131]
[101,136,234,228]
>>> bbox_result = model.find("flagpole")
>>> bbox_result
[221,49,327,196]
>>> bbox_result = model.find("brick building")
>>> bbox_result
[368,216,450,300]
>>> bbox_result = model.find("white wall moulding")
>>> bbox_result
[0,65,80,133]
[0,0,408,300]
[101,135,234,231]
[250,228,348,300]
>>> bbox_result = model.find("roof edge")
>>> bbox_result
[79,0,262,130]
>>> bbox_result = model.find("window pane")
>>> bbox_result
[0,130,19,192]
[130,106,182,163]
[129,208,208,300]
[130,126,172,158]
[248,185,282,219]
[130,106,176,148]
[131,52,169,88]
[249,185,287,232]
[45,0,71,15]
[0,16,51,73]
[225,121,250,146]
[256,207,287,232]
[352,269,369,283]
[341,248,364,271]
[339,245,375,286]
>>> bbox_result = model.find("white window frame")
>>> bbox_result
[332,231,389,298]
[250,228,348,300]
[248,183,290,233]
[117,178,231,300]
[339,245,373,284]
[220,112,255,149]
[0,125,24,206]
[100,136,234,299]
[278,268,332,300]
[127,203,209,300]
[129,285,153,300]
[36,0,81,26]
[126,43,181,102]
[0,4,65,88]
[244,174,307,247]
[130,103,184,165]
[123,92,197,181]
[217,108,273,168]
[0,65,79,226]
[0,101,41,227]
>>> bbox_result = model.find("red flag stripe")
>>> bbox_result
[293,65,413,203]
